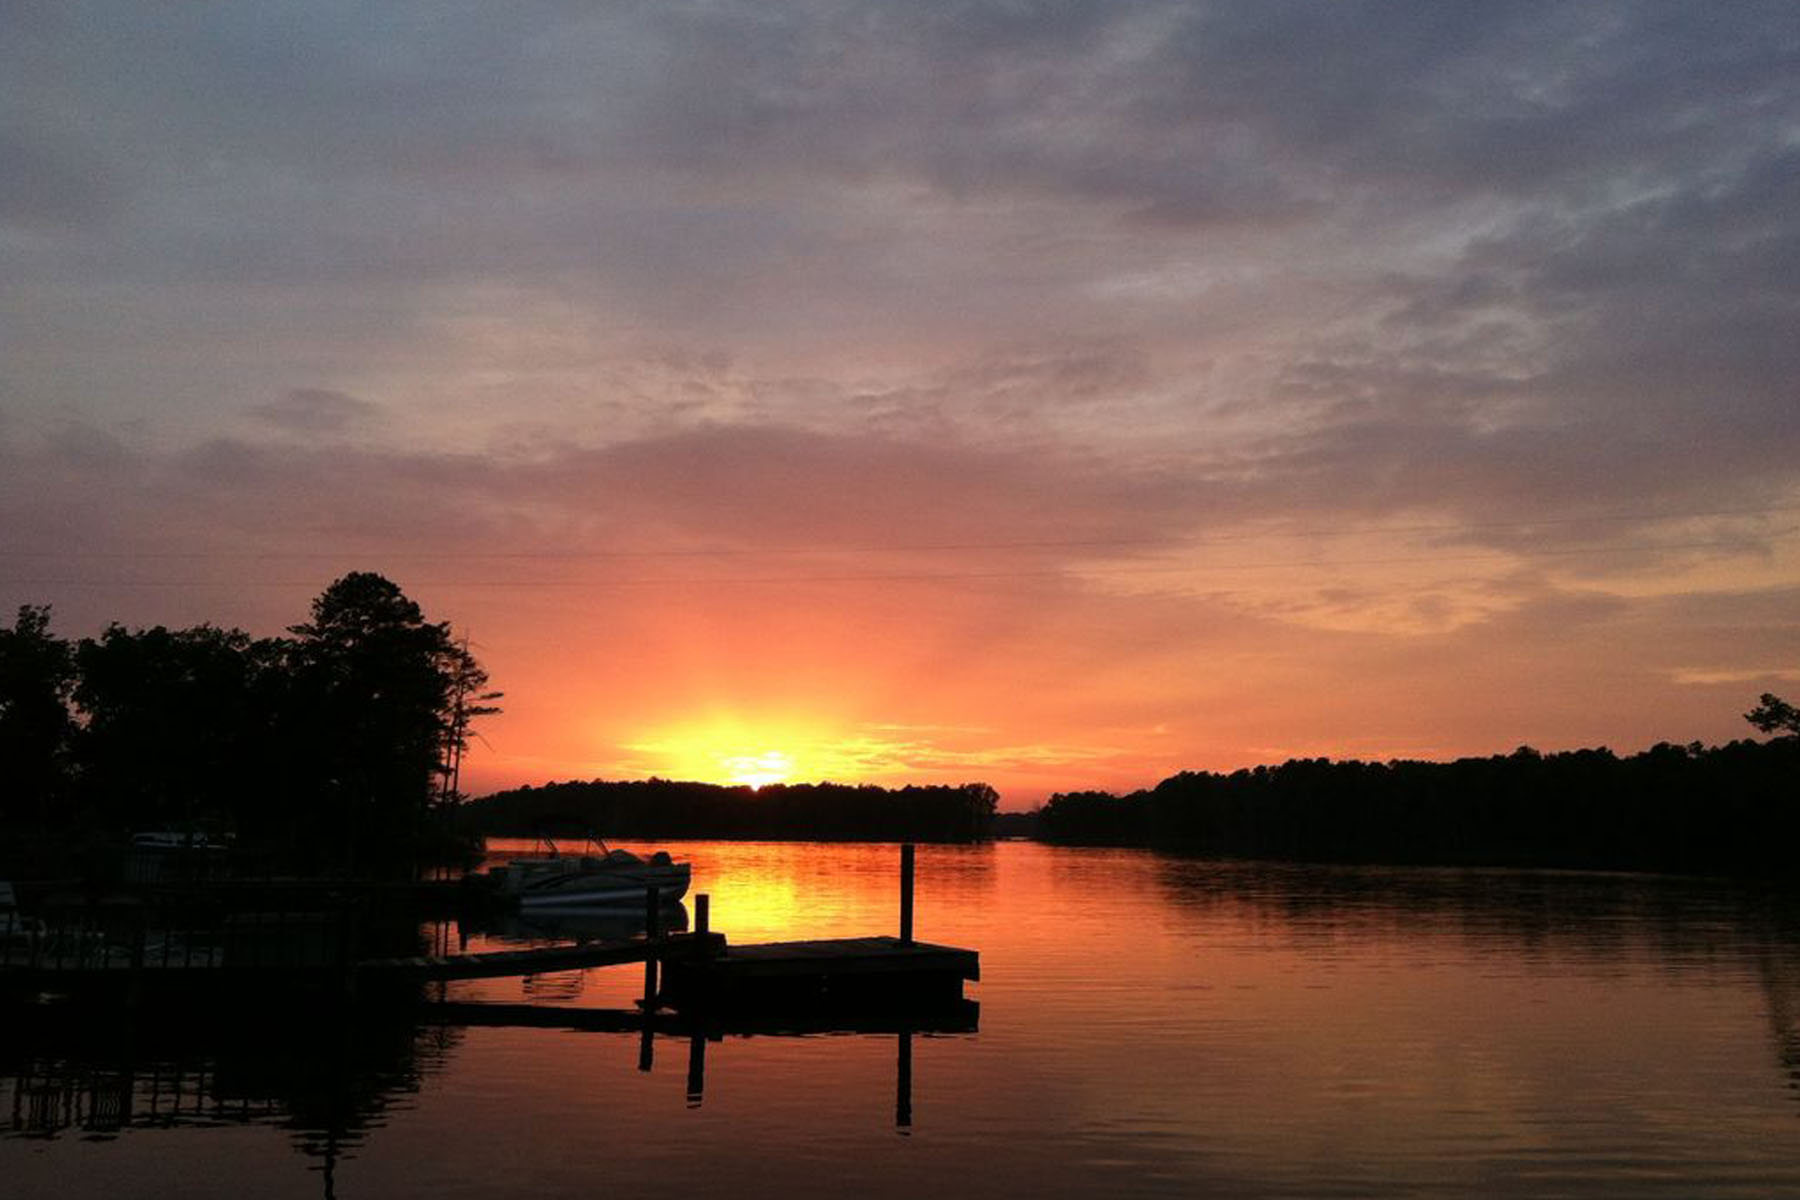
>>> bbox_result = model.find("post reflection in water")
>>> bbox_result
[895,1031,912,1133]
[687,1031,707,1106]
[637,1017,655,1074]
[641,1022,927,1127]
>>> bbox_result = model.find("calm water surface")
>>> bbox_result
[6,841,1800,1198]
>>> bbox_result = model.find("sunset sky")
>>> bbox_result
[3,2,1797,806]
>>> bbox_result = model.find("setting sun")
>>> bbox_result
[723,750,794,789]
[624,718,829,788]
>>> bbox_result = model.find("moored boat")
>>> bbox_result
[487,842,691,909]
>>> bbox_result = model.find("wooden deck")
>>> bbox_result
[660,936,978,1012]
[0,932,977,997]
[2,846,979,1018]
[0,931,723,994]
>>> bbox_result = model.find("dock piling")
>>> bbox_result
[642,885,661,1008]
[900,843,915,945]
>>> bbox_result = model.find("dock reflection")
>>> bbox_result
[3,992,976,1161]
[466,901,689,947]
[620,1000,976,1126]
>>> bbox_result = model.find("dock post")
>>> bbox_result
[642,885,661,1009]
[900,843,915,945]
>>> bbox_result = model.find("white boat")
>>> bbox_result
[131,830,231,851]
[127,830,234,882]
[487,843,691,910]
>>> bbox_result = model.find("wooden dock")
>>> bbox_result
[356,931,723,982]
[1,844,979,1019]
[660,935,978,1012]
[0,930,711,988]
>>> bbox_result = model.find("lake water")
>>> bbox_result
[6,840,1800,1198]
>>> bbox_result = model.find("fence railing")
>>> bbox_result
[1,900,364,977]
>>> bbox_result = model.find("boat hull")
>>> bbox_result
[506,865,691,910]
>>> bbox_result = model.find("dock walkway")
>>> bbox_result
[4,929,979,1014]
[660,935,977,1011]
[357,932,723,982]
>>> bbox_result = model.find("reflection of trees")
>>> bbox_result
[1750,894,1800,1110]
[1758,951,1800,1105]
[0,1000,463,1182]
[1153,855,1800,970]
[1155,854,1800,1112]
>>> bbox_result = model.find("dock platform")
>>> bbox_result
[660,935,978,1012]
[0,930,978,1010]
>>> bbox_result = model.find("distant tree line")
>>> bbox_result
[0,573,495,877]
[461,778,999,844]
[1038,702,1800,876]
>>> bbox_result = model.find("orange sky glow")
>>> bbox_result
[431,519,1798,806]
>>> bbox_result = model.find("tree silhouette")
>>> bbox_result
[0,605,74,829]
[461,778,998,843]
[1,574,496,874]
[438,638,502,805]
[1037,734,1800,876]
[288,572,491,871]
[73,623,284,834]
[1746,693,1800,737]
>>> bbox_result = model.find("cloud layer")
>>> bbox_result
[4,2,1797,800]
